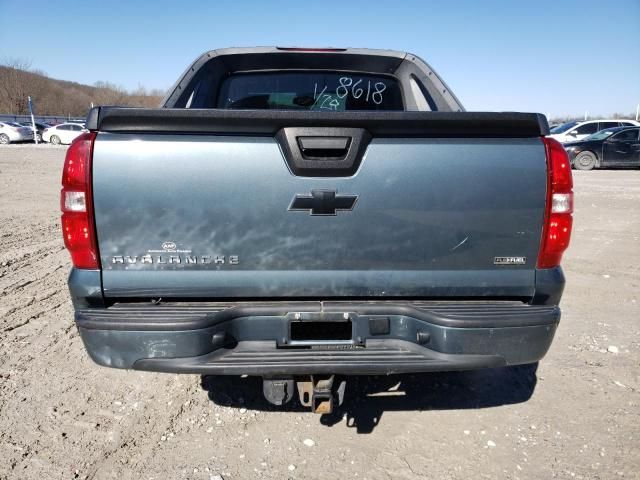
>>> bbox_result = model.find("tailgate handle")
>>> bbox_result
[297,136,351,159]
[276,127,371,177]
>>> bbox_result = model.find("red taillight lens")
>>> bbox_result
[61,132,100,269]
[538,137,574,268]
[62,212,98,267]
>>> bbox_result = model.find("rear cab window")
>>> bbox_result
[191,72,404,111]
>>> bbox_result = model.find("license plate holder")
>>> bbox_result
[284,312,354,346]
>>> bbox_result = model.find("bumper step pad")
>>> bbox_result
[133,339,505,376]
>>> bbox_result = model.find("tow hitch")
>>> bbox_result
[262,375,346,413]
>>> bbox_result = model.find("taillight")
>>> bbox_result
[538,137,573,268]
[60,132,100,269]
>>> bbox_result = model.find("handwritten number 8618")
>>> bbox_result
[335,77,387,105]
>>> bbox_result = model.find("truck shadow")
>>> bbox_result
[200,363,538,434]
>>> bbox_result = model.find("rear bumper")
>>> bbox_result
[76,301,560,375]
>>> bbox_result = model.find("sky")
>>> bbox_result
[1,0,639,118]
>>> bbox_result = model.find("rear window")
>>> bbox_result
[214,72,404,111]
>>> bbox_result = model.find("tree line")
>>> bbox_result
[0,59,164,116]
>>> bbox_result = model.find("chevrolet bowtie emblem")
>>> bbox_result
[289,190,358,216]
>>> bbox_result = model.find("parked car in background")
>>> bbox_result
[0,122,33,144]
[564,126,640,170]
[19,121,50,142]
[42,123,87,145]
[548,119,640,143]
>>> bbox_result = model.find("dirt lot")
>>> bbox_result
[0,145,638,480]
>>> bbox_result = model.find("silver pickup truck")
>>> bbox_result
[62,47,573,412]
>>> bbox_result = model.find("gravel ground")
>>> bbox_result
[0,145,638,480]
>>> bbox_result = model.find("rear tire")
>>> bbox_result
[0,134,9,145]
[50,135,61,145]
[574,151,596,170]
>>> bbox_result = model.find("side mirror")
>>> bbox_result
[567,131,578,137]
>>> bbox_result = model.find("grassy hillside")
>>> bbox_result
[0,64,164,116]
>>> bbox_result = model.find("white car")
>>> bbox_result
[0,121,33,144]
[548,119,640,143]
[42,123,87,145]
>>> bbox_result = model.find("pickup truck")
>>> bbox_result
[63,47,573,412]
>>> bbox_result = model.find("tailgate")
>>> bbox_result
[91,111,547,299]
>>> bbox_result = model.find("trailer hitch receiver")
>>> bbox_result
[296,375,346,414]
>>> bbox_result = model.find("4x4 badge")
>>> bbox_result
[289,190,358,216]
